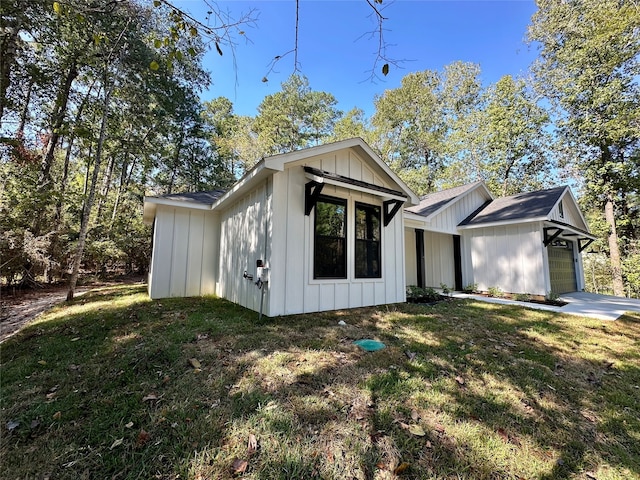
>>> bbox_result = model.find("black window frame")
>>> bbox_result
[354,202,382,279]
[313,195,348,279]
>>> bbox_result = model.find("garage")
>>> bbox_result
[548,240,577,294]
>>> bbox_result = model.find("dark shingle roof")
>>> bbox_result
[159,190,227,205]
[406,181,485,218]
[460,185,567,226]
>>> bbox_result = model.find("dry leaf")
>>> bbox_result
[393,462,410,474]
[189,358,201,369]
[231,458,248,475]
[408,424,426,436]
[38,360,47,365]
[142,394,158,402]
[125,421,134,428]
[455,376,465,386]
[496,427,509,442]
[375,462,386,470]
[6,420,19,431]
[411,409,419,421]
[247,434,258,455]
[110,438,124,450]
[136,429,150,447]
[425,440,432,449]
[53,411,62,420]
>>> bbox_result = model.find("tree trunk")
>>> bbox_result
[38,60,79,190]
[67,85,113,301]
[604,191,624,296]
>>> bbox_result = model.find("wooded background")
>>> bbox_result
[1,0,638,298]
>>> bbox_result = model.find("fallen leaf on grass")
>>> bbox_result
[125,421,134,428]
[110,438,124,450]
[6,420,19,432]
[136,429,150,447]
[53,411,62,420]
[247,434,258,455]
[375,462,386,470]
[189,358,201,369]
[496,427,510,442]
[411,409,419,421]
[408,424,426,437]
[231,458,248,475]
[455,376,465,386]
[393,462,410,474]
[38,360,47,365]
[142,394,158,402]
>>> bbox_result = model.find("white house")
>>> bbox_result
[143,138,596,315]
[143,138,420,316]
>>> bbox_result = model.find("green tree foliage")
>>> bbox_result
[529,0,640,296]
[478,75,552,196]
[253,74,342,156]
[0,0,225,288]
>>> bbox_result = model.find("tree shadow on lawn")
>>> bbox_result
[1,290,639,479]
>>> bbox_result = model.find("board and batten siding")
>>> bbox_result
[427,188,489,234]
[268,149,407,316]
[549,196,585,229]
[464,222,546,295]
[148,206,219,299]
[423,231,455,288]
[217,180,272,314]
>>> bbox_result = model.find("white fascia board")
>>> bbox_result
[403,211,431,228]
[210,162,276,211]
[265,137,420,205]
[457,217,548,230]
[142,196,211,224]
[422,181,493,222]
[561,188,591,232]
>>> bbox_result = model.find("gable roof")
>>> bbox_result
[406,181,492,220]
[143,138,420,224]
[460,185,568,226]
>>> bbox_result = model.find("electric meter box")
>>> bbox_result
[257,266,270,283]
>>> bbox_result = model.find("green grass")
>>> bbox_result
[1,285,639,479]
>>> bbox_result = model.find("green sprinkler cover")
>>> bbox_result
[353,339,386,352]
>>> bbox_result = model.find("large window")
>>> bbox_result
[355,202,381,278]
[314,196,347,279]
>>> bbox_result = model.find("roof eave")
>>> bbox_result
[142,196,214,224]
[457,216,549,230]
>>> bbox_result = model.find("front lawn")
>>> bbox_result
[1,285,638,479]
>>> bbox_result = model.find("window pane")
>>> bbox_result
[314,197,347,279]
[355,203,381,278]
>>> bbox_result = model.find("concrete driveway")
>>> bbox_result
[452,291,640,320]
[558,292,640,320]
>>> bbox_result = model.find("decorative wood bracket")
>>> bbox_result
[304,181,324,216]
[383,199,404,227]
[543,227,564,246]
[578,238,594,252]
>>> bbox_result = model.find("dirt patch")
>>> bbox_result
[0,277,144,343]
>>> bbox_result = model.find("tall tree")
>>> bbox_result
[252,74,341,155]
[528,0,640,296]
[372,62,483,195]
[479,75,552,196]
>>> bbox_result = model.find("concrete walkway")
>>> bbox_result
[451,291,640,321]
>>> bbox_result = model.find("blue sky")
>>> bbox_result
[175,0,539,117]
